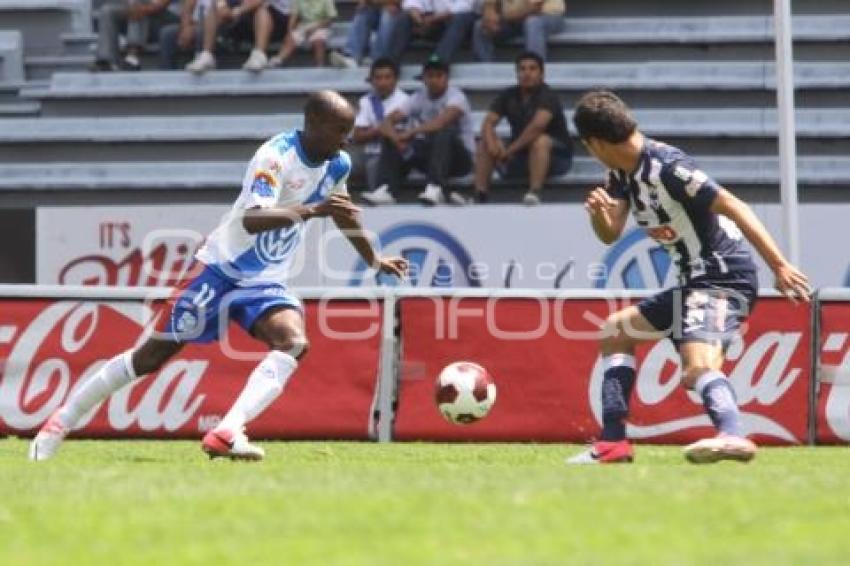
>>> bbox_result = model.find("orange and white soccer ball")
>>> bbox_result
[434,361,497,424]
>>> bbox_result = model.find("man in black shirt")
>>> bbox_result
[473,51,573,205]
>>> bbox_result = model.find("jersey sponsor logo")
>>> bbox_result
[251,172,277,198]
[256,227,298,263]
[646,224,680,244]
[349,222,481,287]
[283,178,307,191]
[596,227,675,289]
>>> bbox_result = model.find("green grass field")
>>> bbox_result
[2,439,849,565]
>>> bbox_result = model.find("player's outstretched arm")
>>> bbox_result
[585,187,629,245]
[330,199,409,279]
[711,188,812,302]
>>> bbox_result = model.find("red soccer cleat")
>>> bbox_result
[566,440,634,464]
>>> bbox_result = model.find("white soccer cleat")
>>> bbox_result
[29,410,70,461]
[242,49,268,72]
[186,50,216,74]
[360,184,396,206]
[683,434,757,464]
[566,448,599,465]
[418,183,445,205]
[201,428,265,461]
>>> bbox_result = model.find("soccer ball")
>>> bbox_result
[434,361,497,424]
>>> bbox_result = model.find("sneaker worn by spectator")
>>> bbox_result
[361,184,397,205]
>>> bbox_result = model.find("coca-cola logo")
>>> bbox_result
[821,330,850,441]
[0,302,207,432]
[588,331,803,442]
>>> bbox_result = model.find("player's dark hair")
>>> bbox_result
[370,57,399,78]
[515,51,544,73]
[573,90,637,143]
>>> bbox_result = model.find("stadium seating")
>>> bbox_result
[0,0,848,203]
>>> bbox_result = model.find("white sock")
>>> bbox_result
[217,351,297,432]
[58,350,137,428]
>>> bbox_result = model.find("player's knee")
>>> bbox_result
[268,335,310,359]
[133,343,178,376]
[599,315,629,354]
[681,366,712,390]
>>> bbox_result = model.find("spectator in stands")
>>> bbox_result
[472,0,565,62]
[383,0,476,64]
[330,0,402,69]
[473,51,571,204]
[350,58,410,192]
[93,0,182,71]
[269,0,337,67]
[158,0,203,69]
[361,55,474,206]
[186,0,289,73]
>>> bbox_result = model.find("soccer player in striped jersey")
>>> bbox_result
[567,90,811,464]
[30,91,408,462]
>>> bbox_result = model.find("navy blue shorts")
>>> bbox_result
[638,272,758,349]
[157,263,302,344]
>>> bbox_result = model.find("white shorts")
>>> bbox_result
[291,23,330,46]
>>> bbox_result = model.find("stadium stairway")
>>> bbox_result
[0,0,849,204]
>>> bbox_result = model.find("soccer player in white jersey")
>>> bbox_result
[567,90,811,464]
[30,91,408,462]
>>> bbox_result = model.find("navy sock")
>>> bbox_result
[696,372,741,436]
[600,354,636,441]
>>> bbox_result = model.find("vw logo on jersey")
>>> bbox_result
[256,226,299,263]
[596,227,676,289]
[349,222,481,287]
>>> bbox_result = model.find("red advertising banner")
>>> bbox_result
[394,297,810,445]
[0,298,382,440]
[816,300,850,444]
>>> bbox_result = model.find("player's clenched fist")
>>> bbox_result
[584,187,617,216]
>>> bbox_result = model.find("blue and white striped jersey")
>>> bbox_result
[606,138,756,282]
[196,130,350,286]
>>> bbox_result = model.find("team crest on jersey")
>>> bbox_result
[251,171,277,197]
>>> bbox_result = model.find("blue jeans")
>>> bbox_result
[158,22,203,69]
[385,11,475,63]
[472,14,565,61]
[344,5,380,60]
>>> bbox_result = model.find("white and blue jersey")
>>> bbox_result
[196,129,351,286]
[158,130,351,344]
[606,138,756,283]
[607,138,759,347]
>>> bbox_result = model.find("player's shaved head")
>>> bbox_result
[573,90,637,143]
[304,90,355,128]
[300,90,355,162]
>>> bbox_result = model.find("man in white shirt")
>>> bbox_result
[362,55,474,205]
[383,0,475,63]
[350,59,410,198]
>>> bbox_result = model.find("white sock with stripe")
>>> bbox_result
[217,350,298,433]
[58,350,137,429]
